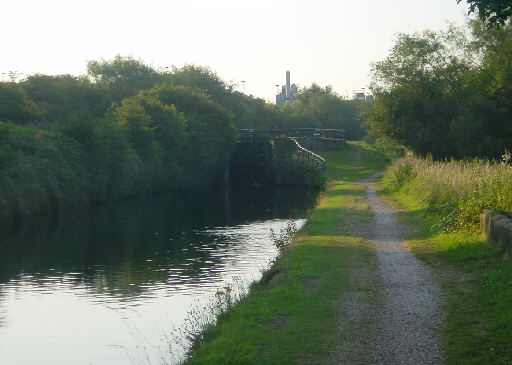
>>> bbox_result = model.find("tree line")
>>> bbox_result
[366,18,512,159]
[0,57,365,220]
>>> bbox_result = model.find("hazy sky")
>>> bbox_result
[1,0,469,101]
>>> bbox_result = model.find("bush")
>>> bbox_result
[277,159,327,188]
[0,122,88,219]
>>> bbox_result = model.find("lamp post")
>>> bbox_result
[275,84,279,94]
[241,80,245,93]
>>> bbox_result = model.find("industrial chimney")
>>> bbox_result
[286,71,291,100]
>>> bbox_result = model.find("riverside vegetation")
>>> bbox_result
[0,58,365,221]
[383,152,512,230]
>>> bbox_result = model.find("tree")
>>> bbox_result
[146,84,236,184]
[165,64,233,99]
[288,84,366,139]
[112,83,236,187]
[7,71,22,83]
[0,83,39,124]
[21,74,109,122]
[87,55,163,102]
[458,0,512,26]
[367,28,473,158]
[468,20,512,154]
[367,21,512,159]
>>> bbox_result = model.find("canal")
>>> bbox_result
[0,186,318,364]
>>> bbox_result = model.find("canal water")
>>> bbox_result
[0,186,318,364]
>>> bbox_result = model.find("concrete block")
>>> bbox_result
[480,211,512,254]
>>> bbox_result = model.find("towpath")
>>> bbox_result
[332,172,444,364]
[185,142,446,365]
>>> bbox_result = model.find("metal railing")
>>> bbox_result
[291,138,326,171]
[237,128,345,142]
[235,128,332,172]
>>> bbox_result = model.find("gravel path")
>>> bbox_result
[361,173,444,364]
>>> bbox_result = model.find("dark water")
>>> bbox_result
[0,186,318,364]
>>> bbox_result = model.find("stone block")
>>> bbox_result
[480,211,512,254]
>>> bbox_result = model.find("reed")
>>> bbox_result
[382,151,512,230]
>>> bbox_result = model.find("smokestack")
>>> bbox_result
[286,71,291,100]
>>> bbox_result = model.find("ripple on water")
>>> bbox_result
[0,205,307,365]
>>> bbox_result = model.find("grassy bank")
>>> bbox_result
[378,160,512,364]
[184,142,393,364]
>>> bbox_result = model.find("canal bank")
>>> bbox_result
[184,142,396,364]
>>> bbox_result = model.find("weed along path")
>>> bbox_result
[359,174,444,364]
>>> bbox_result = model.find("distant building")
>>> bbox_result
[354,89,373,101]
[355,92,366,100]
[276,71,298,105]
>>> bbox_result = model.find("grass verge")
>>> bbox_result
[184,141,394,364]
[377,181,512,364]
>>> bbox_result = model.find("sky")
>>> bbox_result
[1,0,469,101]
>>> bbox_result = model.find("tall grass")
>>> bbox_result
[382,152,512,230]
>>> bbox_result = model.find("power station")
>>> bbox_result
[276,71,298,105]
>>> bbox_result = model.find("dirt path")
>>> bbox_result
[364,173,444,364]
[332,172,444,364]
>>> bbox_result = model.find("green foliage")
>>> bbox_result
[0,79,239,220]
[225,94,287,130]
[277,159,327,187]
[367,21,512,159]
[0,122,88,219]
[110,83,237,189]
[142,83,236,185]
[270,219,299,253]
[165,64,292,130]
[21,74,108,122]
[87,55,163,102]
[458,0,512,26]
[4,55,366,139]
[162,65,366,134]
[389,159,415,189]
[164,64,233,100]
[285,84,367,139]
[321,141,395,182]
[382,154,512,230]
[0,83,39,124]
[0,55,363,221]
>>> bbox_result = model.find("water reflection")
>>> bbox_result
[0,186,318,364]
